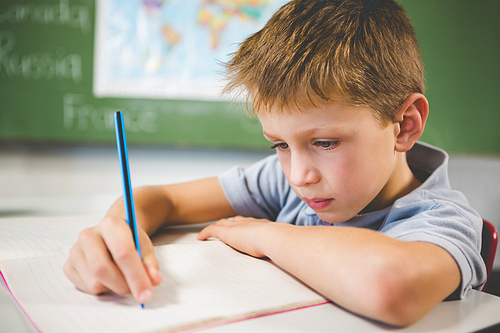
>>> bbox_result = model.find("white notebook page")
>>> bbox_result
[0,215,100,261]
[1,240,326,333]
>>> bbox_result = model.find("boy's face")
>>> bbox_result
[258,96,401,224]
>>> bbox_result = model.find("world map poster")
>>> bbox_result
[93,0,288,101]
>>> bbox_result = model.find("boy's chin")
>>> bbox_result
[315,211,354,225]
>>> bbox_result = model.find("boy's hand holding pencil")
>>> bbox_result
[64,215,162,305]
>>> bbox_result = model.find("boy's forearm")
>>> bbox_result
[105,185,172,236]
[256,223,460,326]
[106,177,236,236]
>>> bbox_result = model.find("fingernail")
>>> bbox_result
[138,289,152,303]
[151,267,161,280]
[145,264,161,280]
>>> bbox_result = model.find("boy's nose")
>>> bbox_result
[288,153,320,187]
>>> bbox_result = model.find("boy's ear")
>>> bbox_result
[393,93,429,152]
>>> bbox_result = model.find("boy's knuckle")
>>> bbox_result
[87,280,106,295]
[68,244,78,258]
[106,216,122,227]
[113,246,133,263]
[78,228,94,243]
[99,216,123,234]
[62,260,73,278]
[89,261,109,279]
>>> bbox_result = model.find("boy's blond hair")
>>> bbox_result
[223,0,424,124]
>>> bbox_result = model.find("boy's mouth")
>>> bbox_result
[304,198,334,210]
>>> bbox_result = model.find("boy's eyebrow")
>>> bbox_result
[262,126,347,140]
[262,131,277,140]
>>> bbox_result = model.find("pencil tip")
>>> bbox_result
[141,303,145,309]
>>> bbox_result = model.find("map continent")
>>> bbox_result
[94,0,287,100]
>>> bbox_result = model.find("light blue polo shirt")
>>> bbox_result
[218,141,487,298]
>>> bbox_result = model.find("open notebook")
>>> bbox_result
[0,216,327,333]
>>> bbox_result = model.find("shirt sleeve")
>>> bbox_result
[217,154,292,221]
[380,195,487,298]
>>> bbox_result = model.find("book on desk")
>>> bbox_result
[0,215,327,333]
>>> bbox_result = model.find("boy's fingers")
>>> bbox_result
[64,246,108,295]
[144,262,162,286]
[139,232,162,286]
[63,259,88,292]
[197,219,231,241]
[99,218,153,303]
[78,227,131,295]
[197,224,218,241]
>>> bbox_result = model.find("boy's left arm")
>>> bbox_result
[198,216,461,327]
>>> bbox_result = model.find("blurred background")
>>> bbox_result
[1,0,499,291]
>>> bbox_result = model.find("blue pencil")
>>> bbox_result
[114,111,144,309]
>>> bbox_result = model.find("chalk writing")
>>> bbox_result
[63,93,159,134]
[0,0,91,34]
[0,30,82,82]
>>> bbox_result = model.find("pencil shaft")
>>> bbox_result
[114,111,142,259]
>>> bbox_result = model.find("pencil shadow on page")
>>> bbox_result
[97,292,137,307]
[97,263,183,309]
[145,277,181,309]
[96,275,179,309]
[142,253,185,309]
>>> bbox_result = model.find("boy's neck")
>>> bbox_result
[364,152,421,213]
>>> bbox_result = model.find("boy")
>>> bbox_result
[64,0,486,327]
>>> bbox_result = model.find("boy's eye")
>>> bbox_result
[313,140,339,149]
[270,142,289,150]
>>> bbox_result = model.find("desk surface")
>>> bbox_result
[1,220,500,333]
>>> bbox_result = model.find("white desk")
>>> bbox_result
[1,220,500,333]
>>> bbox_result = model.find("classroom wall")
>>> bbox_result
[399,0,500,155]
[0,0,499,154]
[0,0,271,149]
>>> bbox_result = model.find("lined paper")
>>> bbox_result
[0,215,100,261]
[0,216,205,261]
[1,241,326,333]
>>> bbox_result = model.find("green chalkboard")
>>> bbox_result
[399,0,500,155]
[0,0,268,149]
[1,0,499,154]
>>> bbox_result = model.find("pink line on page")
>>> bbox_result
[180,301,331,333]
[1,268,328,333]
[0,270,42,333]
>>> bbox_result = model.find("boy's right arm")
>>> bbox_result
[63,176,235,304]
